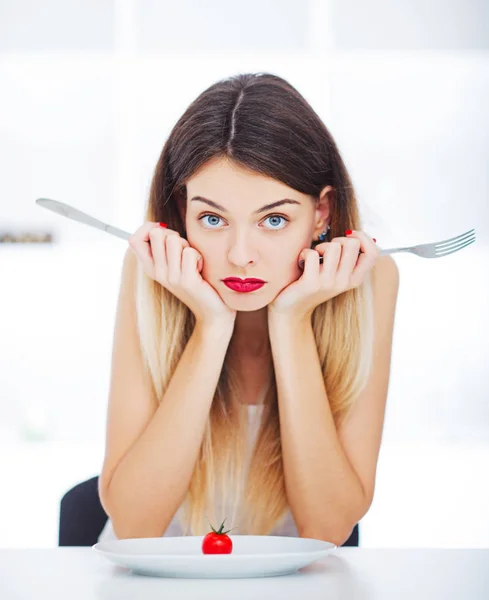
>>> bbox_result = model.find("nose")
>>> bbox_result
[227,233,260,267]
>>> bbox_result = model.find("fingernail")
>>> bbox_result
[159,222,167,228]
[345,230,353,235]
[373,238,377,243]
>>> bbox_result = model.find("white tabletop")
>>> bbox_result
[0,548,488,599]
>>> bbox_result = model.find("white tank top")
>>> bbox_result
[98,405,298,542]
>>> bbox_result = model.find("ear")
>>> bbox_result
[313,185,333,239]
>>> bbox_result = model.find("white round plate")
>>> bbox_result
[92,535,337,578]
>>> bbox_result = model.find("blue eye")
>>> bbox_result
[200,214,222,228]
[265,215,288,229]
[199,214,288,230]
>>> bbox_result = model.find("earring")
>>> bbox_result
[317,224,331,243]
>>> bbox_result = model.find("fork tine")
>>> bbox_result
[435,228,476,248]
[436,233,476,251]
[435,238,475,256]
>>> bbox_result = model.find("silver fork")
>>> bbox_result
[379,228,476,258]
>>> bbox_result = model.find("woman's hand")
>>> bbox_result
[268,230,380,321]
[129,222,237,327]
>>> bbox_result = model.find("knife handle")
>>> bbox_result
[105,225,131,241]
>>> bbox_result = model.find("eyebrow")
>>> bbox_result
[190,196,302,214]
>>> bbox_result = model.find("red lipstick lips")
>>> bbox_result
[222,278,266,293]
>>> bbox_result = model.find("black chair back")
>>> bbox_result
[59,476,108,546]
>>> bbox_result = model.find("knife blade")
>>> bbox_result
[35,198,131,241]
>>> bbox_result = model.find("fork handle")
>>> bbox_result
[379,247,410,256]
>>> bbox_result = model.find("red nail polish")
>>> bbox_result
[159,222,167,228]
[373,238,377,243]
[345,230,353,235]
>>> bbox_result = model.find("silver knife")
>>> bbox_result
[35,198,131,241]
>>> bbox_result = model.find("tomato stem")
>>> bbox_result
[217,518,226,534]
[206,517,234,536]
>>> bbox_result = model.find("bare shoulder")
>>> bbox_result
[373,254,399,278]
[371,254,400,294]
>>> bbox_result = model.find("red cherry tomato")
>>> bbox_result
[202,518,234,554]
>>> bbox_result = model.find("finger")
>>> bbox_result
[181,246,202,278]
[129,222,176,269]
[343,231,380,282]
[318,241,342,282]
[300,249,321,281]
[350,251,375,285]
[129,222,162,274]
[331,238,362,280]
[166,234,188,284]
[148,226,172,283]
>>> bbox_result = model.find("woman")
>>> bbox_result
[97,72,399,546]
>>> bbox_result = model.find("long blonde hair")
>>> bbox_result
[134,73,374,535]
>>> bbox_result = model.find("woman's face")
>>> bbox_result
[181,156,330,311]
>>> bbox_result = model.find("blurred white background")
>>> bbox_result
[0,0,488,549]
